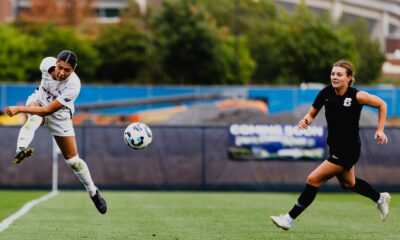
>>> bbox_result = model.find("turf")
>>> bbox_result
[0,191,48,220]
[0,191,399,240]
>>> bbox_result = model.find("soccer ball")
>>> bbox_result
[124,122,152,150]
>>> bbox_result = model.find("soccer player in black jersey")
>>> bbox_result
[270,60,390,230]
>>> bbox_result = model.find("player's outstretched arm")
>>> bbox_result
[4,100,64,117]
[357,91,388,144]
[298,106,319,130]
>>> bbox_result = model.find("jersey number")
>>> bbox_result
[343,98,352,107]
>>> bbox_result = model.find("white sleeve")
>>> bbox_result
[39,57,57,74]
[56,78,80,110]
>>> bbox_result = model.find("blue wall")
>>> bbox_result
[248,86,396,115]
[0,84,398,116]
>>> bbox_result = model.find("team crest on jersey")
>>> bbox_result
[343,98,352,107]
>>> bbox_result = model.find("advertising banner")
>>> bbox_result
[228,124,327,161]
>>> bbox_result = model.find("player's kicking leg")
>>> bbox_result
[54,126,107,214]
[14,114,43,164]
[65,154,107,214]
[90,189,107,214]
[66,155,107,214]
[14,148,34,164]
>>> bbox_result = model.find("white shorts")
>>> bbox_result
[44,114,75,137]
[26,95,75,137]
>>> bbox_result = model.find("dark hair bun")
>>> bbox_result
[57,50,77,68]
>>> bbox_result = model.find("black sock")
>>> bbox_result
[288,184,319,219]
[351,178,380,202]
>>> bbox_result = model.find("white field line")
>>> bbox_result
[0,190,58,233]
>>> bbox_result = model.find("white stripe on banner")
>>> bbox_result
[0,191,58,233]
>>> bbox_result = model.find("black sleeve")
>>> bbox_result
[48,66,55,75]
[312,87,327,110]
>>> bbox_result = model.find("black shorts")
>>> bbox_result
[327,146,360,171]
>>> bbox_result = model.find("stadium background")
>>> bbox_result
[1,1,400,239]
[0,85,399,192]
[1,0,400,192]
[0,0,399,191]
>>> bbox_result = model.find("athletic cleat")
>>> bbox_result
[91,190,107,214]
[377,192,391,221]
[14,148,34,165]
[270,214,292,230]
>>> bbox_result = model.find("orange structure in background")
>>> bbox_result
[70,98,269,126]
[216,99,268,113]
[0,0,11,22]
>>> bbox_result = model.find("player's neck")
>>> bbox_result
[334,85,348,96]
[50,71,57,81]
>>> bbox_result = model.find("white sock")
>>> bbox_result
[65,155,97,197]
[16,115,42,152]
[285,213,294,224]
[377,193,384,205]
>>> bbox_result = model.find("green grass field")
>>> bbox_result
[0,191,399,240]
[0,191,48,220]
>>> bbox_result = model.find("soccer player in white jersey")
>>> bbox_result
[4,50,107,214]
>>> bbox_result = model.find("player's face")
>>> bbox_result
[330,66,351,89]
[54,60,74,82]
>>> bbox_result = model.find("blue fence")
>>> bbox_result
[0,84,398,116]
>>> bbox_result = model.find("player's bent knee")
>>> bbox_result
[340,182,354,190]
[306,175,321,187]
[65,155,87,172]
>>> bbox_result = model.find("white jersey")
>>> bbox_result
[30,57,81,116]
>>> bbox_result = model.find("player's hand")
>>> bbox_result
[374,131,388,145]
[4,106,20,117]
[298,118,310,130]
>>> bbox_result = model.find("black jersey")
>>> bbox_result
[312,85,363,148]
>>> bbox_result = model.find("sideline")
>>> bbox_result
[0,191,58,233]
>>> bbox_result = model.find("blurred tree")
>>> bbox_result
[247,4,358,84]
[3,0,382,86]
[152,0,254,84]
[13,21,50,37]
[342,19,386,84]
[0,24,43,82]
[120,0,153,30]
[152,0,221,84]
[196,0,277,35]
[115,0,163,84]
[38,25,99,82]
[218,35,256,85]
[94,23,151,83]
